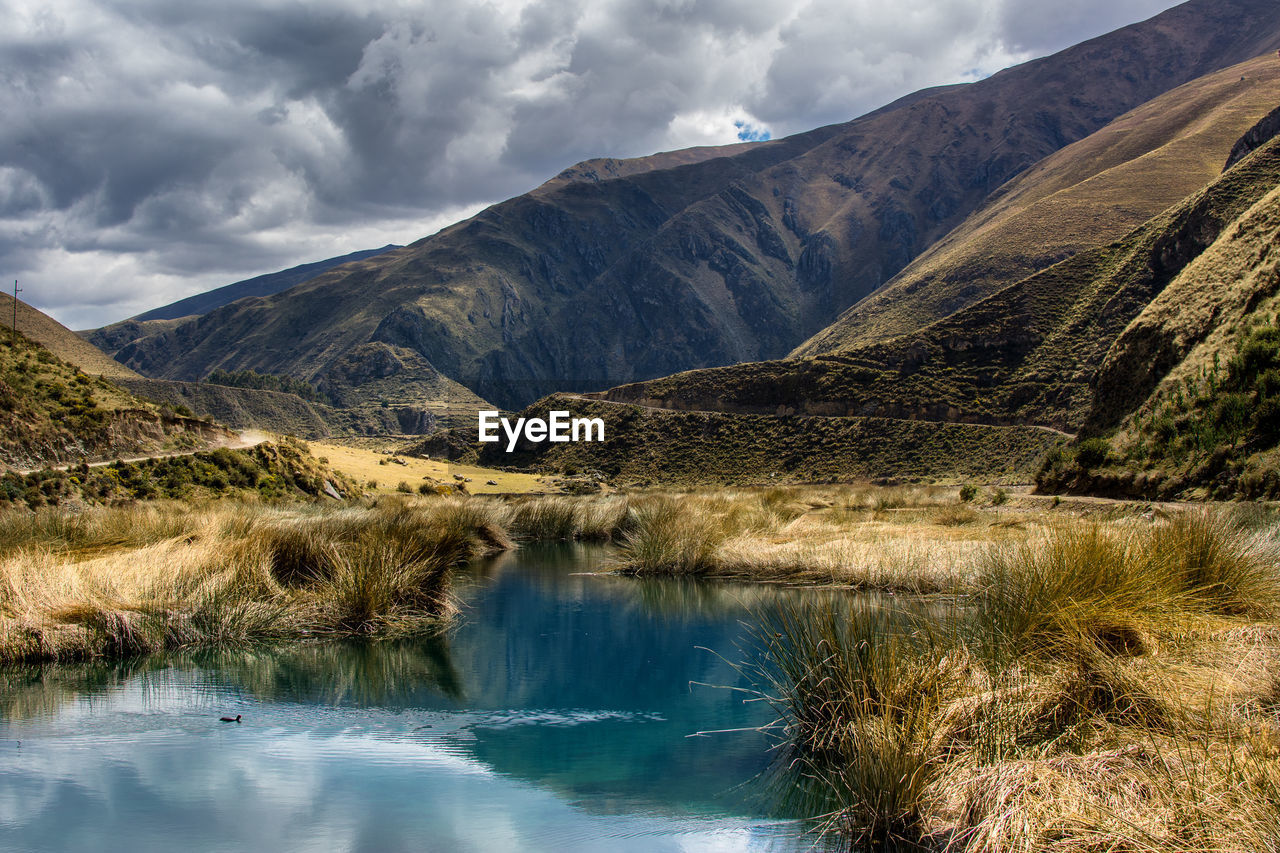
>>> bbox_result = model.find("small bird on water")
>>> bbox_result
[220,715,242,723]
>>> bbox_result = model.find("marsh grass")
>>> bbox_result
[746,505,1280,851]
[611,484,1007,582]
[1152,510,1280,617]
[0,497,513,663]
[507,496,583,541]
[0,501,206,559]
[748,600,960,849]
[5,485,1279,850]
[616,496,723,575]
[979,515,1280,659]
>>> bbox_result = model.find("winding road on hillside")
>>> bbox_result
[557,394,1078,439]
[15,430,272,476]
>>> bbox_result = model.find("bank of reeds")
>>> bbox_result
[0,497,511,663]
[750,509,1280,851]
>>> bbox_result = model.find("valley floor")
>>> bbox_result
[306,441,549,495]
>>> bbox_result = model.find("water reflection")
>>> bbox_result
[1,544,845,852]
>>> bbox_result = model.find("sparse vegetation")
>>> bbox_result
[0,330,223,472]
[482,397,1065,487]
[0,439,356,509]
[205,368,333,405]
[1042,313,1280,500]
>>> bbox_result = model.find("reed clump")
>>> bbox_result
[616,496,723,574]
[507,496,585,541]
[750,601,956,848]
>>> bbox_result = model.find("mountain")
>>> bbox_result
[102,0,1280,410]
[141,246,401,324]
[590,118,1280,424]
[85,245,401,358]
[522,98,1280,493]
[796,53,1280,355]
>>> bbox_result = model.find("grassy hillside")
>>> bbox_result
[0,313,365,506]
[1,294,141,380]
[99,0,1280,410]
[1040,181,1280,498]
[475,397,1065,486]
[0,330,235,473]
[0,439,360,510]
[797,54,1280,355]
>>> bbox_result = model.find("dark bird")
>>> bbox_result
[220,715,242,723]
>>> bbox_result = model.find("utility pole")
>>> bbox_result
[11,281,19,345]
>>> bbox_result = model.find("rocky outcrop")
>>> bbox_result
[1224,103,1280,170]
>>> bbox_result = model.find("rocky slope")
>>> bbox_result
[102,0,1280,410]
[1041,164,1280,497]
[596,128,1280,431]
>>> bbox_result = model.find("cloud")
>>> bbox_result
[0,0,1181,328]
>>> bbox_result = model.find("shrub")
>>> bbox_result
[1074,437,1111,471]
[959,484,978,503]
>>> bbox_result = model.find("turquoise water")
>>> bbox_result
[0,544,843,852]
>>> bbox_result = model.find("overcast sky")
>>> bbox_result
[2,0,1180,329]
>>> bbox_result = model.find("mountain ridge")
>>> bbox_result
[795,53,1280,356]
[101,0,1280,410]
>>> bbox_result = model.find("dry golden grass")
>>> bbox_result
[612,483,1040,588]
[0,497,512,663]
[308,441,548,494]
[4,484,1278,851]
[744,504,1280,851]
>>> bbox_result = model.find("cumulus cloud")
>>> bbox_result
[0,0,1180,328]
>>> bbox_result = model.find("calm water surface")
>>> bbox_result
[0,544,846,852]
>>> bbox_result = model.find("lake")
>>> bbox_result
[0,544,845,852]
